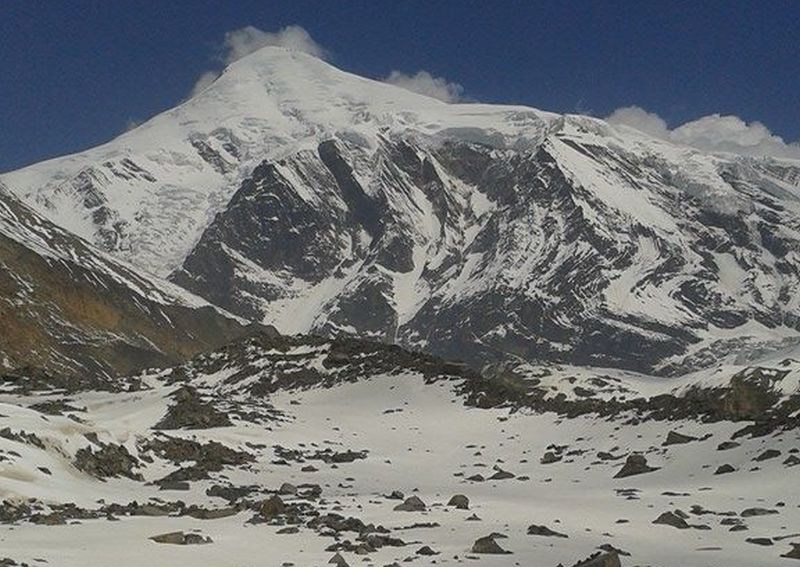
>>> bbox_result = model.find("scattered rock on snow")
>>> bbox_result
[258,495,286,518]
[571,550,622,567]
[663,431,697,446]
[754,449,781,462]
[149,531,212,545]
[447,494,470,509]
[417,545,438,555]
[782,543,800,560]
[745,537,773,546]
[741,507,779,518]
[328,552,349,567]
[527,524,568,538]
[614,454,658,478]
[471,535,511,554]
[393,496,426,512]
[653,511,690,529]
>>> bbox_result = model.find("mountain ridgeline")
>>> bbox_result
[2,47,800,376]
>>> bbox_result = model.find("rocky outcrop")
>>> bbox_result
[74,443,142,481]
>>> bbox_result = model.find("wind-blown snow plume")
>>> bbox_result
[607,106,800,159]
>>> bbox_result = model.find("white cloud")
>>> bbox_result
[605,106,669,139]
[606,106,800,159]
[384,70,465,103]
[189,25,327,98]
[220,25,327,64]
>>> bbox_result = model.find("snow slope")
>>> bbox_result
[0,335,798,566]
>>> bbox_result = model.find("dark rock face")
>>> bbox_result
[0,188,250,378]
[170,129,800,375]
[155,386,232,430]
[74,443,142,481]
[614,454,658,478]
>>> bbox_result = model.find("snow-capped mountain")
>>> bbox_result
[4,47,800,374]
[0,183,251,377]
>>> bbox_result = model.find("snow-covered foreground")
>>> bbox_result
[0,365,798,567]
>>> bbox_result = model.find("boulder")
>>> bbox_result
[663,431,697,446]
[781,543,800,560]
[741,507,778,517]
[447,494,470,509]
[258,495,286,518]
[614,454,658,478]
[746,537,773,546]
[541,451,562,464]
[184,505,237,520]
[527,524,568,538]
[754,449,781,462]
[417,546,438,555]
[393,496,426,512]
[488,466,515,480]
[572,551,622,567]
[653,511,690,529]
[149,531,211,545]
[471,535,510,554]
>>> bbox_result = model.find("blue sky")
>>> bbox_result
[1,0,798,171]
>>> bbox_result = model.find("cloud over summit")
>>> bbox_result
[220,25,328,64]
[189,25,327,97]
[190,25,467,103]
